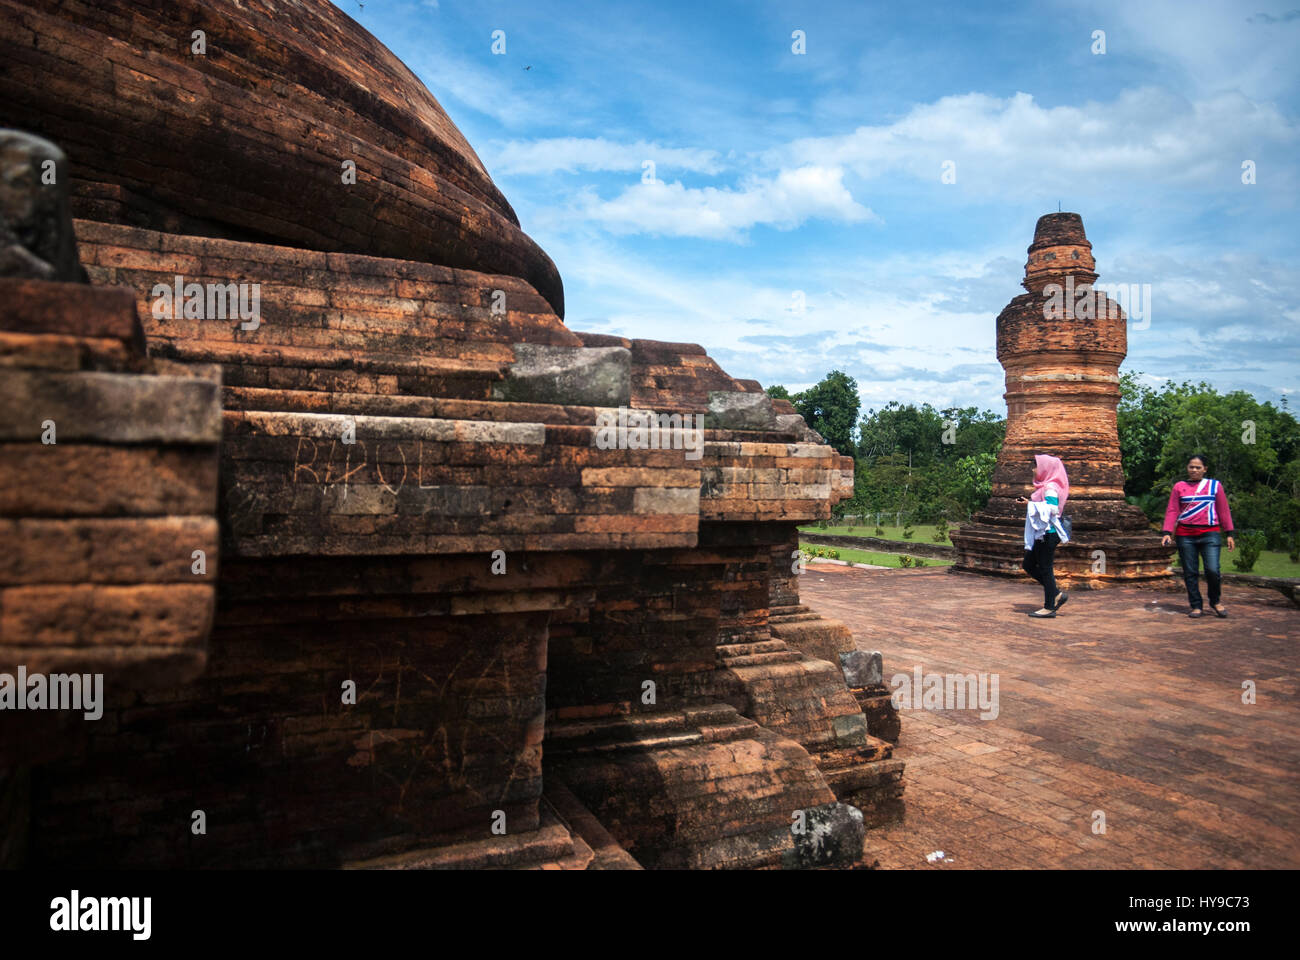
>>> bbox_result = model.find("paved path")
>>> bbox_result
[801,566,1300,869]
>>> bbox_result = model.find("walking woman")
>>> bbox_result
[1017,454,1071,618]
[1161,454,1235,618]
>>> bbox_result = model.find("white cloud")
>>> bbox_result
[1078,0,1300,100]
[768,88,1299,196]
[544,238,1010,408]
[404,46,585,132]
[575,165,877,240]
[485,137,723,176]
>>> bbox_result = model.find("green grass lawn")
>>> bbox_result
[797,523,951,544]
[802,526,1298,578]
[800,524,1299,578]
[1173,548,1300,579]
[799,543,954,569]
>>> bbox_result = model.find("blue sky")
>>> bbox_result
[337,0,1298,414]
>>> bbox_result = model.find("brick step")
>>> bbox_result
[543,777,642,870]
[769,611,822,625]
[145,311,531,356]
[518,798,597,870]
[718,651,805,668]
[820,756,906,802]
[814,736,894,769]
[150,336,506,379]
[544,705,758,754]
[221,386,601,427]
[715,639,789,658]
[769,604,812,618]
[343,808,577,870]
[721,658,843,684]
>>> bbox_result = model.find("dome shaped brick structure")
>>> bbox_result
[0,0,564,316]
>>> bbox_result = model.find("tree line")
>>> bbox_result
[768,370,1299,550]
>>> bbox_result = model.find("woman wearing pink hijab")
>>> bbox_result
[1016,454,1071,618]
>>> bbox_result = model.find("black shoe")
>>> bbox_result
[1213,606,1228,618]
[1188,608,1202,618]
[1053,591,1069,612]
[1028,609,1056,618]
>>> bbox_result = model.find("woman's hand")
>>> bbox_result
[1227,536,1235,551]
[1161,535,1171,548]
[1015,496,1028,504]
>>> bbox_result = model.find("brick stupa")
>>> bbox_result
[950,213,1169,585]
[0,0,903,869]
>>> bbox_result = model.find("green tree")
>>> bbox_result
[792,370,859,457]
[1117,373,1300,548]
[946,452,998,515]
[851,402,1003,520]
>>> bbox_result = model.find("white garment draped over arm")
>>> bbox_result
[1023,489,1069,550]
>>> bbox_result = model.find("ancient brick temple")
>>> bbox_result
[951,213,1169,584]
[0,0,902,868]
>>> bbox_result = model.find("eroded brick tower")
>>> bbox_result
[951,213,1169,584]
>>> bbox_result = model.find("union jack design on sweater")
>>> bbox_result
[1164,476,1232,535]
[1164,478,1233,536]
[1177,479,1221,526]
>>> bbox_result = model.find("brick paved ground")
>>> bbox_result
[801,565,1300,869]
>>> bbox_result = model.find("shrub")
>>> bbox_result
[902,523,915,540]
[1232,531,1265,573]
[933,518,949,542]
[828,549,840,560]
[874,526,885,536]
[818,519,829,530]
[915,558,928,567]
[898,555,914,567]
[1288,534,1299,564]
[846,525,855,533]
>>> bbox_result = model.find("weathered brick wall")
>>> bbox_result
[30,598,550,867]
[3,0,906,869]
[14,221,898,868]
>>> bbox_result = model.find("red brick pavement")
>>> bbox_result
[801,565,1300,869]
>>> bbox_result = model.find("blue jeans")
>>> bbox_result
[1177,531,1222,610]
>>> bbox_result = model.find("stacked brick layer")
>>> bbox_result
[0,274,222,865]
[0,278,221,690]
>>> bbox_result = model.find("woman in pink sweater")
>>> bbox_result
[1161,454,1235,618]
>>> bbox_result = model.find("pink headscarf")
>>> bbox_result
[1030,454,1069,509]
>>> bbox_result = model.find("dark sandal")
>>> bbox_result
[1188,609,1202,618]
[1213,606,1228,618]
[1028,609,1056,618]
[1053,592,1069,612]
